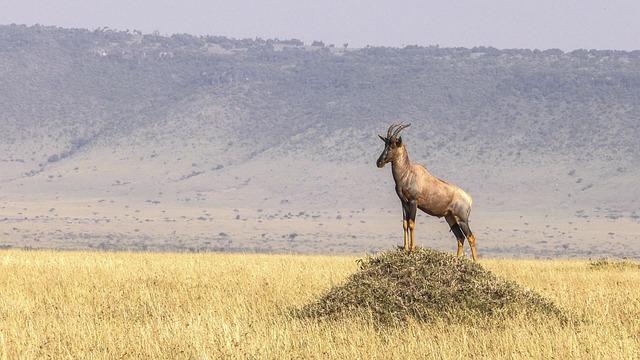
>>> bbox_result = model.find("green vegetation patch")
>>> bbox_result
[299,247,565,325]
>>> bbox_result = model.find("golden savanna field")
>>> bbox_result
[1,249,639,359]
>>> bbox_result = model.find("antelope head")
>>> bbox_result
[376,123,411,168]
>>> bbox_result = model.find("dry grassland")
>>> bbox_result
[1,250,639,359]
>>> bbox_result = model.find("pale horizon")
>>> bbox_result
[2,1,639,51]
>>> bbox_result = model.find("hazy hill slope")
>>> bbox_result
[2,26,638,188]
[0,24,639,254]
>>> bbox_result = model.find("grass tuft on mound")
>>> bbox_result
[299,247,566,325]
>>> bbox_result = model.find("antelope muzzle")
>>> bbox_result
[376,149,389,168]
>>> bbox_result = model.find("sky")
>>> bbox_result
[1,0,639,51]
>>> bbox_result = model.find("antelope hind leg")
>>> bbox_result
[446,214,466,258]
[452,224,465,258]
[459,220,478,261]
[468,234,478,261]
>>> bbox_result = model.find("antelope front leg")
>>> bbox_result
[409,218,416,252]
[403,219,409,251]
[407,200,418,253]
[401,203,410,251]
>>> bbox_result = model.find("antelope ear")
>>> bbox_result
[395,136,403,146]
[378,135,387,142]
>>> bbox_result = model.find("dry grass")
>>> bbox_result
[1,249,639,359]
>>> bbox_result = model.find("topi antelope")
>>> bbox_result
[376,123,478,261]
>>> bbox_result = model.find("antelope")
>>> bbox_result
[376,123,478,261]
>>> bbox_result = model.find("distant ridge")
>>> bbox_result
[1,24,639,255]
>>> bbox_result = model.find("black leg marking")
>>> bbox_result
[451,223,465,240]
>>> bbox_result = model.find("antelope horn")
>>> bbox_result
[386,123,401,139]
[392,123,411,138]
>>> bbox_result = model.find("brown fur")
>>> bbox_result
[377,123,478,261]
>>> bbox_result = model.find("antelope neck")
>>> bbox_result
[390,146,412,182]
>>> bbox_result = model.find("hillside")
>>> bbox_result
[1,24,639,257]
